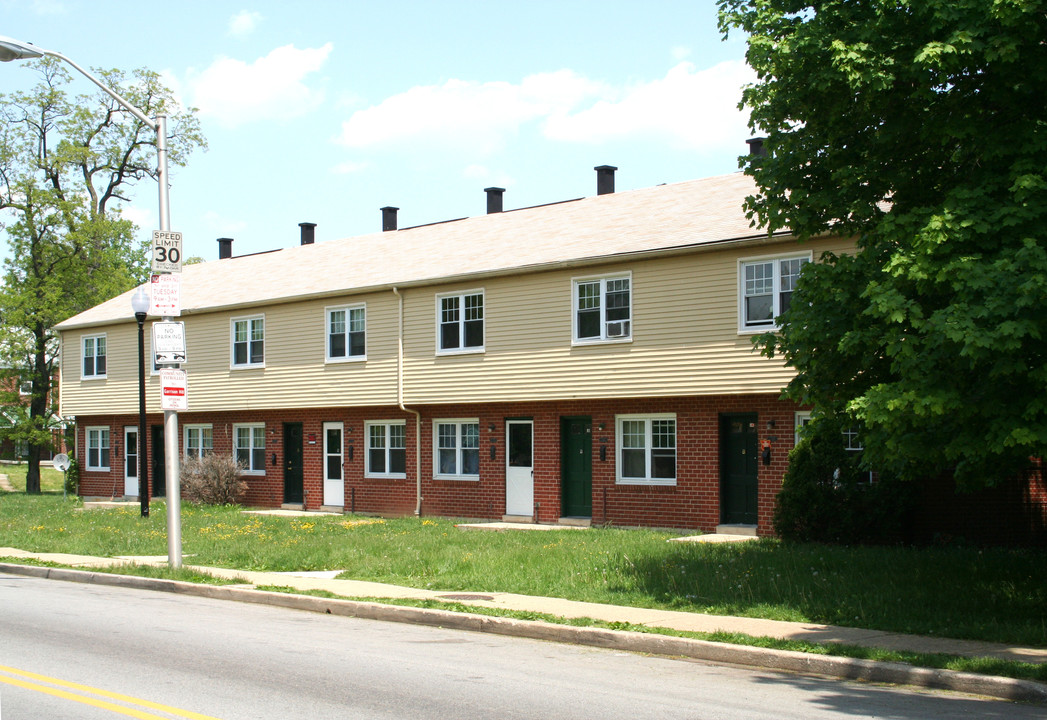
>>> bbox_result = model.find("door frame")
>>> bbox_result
[322,421,344,507]
[124,426,139,497]
[505,419,534,517]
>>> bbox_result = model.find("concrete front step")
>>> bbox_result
[715,524,758,536]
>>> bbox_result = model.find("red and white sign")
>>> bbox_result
[149,274,181,317]
[159,368,188,411]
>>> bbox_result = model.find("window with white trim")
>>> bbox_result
[739,254,810,331]
[184,424,214,459]
[437,291,484,353]
[231,316,264,367]
[233,423,265,473]
[434,419,480,478]
[366,421,407,478]
[795,411,812,446]
[616,414,676,485]
[82,334,107,379]
[327,305,366,361]
[86,426,110,470]
[574,274,631,342]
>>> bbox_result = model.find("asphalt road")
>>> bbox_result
[0,571,1038,719]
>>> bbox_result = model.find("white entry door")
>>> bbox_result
[124,426,139,497]
[505,420,534,516]
[323,422,344,507]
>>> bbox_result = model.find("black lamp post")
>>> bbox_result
[132,288,150,517]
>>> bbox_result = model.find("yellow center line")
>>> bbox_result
[0,665,223,720]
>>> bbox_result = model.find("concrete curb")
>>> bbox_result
[3,562,1045,705]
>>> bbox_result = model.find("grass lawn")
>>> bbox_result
[0,490,1044,651]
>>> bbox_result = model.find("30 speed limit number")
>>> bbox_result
[152,230,183,273]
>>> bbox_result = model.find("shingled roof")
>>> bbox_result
[57,171,778,330]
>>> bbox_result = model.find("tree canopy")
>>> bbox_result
[718,0,1047,487]
[0,57,206,492]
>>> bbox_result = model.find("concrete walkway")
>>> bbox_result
[1,546,1045,703]
[0,473,14,492]
[1,545,1044,666]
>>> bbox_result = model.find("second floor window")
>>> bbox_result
[232,316,264,367]
[574,274,631,342]
[741,255,809,330]
[327,305,366,361]
[438,292,484,353]
[82,334,107,378]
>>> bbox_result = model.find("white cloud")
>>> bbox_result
[333,61,754,158]
[335,70,607,155]
[186,43,332,128]
[672,46,692,61]
[228,10,263,37]
[543,60,756,151]
[121,205,153,231]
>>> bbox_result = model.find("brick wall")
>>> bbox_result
[73,393,801,534]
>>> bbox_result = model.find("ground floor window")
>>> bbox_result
[366,421,406,478]
[616,414,676,485]
[233,423,265,474]
[434,419,479,479]
[86,426,110,471]
[184,424,214,459]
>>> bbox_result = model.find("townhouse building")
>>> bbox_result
[54,165,855,535]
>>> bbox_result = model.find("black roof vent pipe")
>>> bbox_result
[746,137,767,157]
[299,222,316,245]
[217,237,233,259]
[381,206,399,232]
[595,165,617,195]
[485,187,504,214]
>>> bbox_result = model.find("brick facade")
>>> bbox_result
[74,393,801,535]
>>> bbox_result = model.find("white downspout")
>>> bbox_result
[393,286,423,516]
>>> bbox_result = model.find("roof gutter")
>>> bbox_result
[392,286,422,516]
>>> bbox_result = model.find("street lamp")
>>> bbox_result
[132,288,150,518]
[1,35,182,567]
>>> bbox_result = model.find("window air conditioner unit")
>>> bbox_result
[606,320,630,338]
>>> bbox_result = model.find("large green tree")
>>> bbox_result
[0,58,205,493]
[718,0,1047,487]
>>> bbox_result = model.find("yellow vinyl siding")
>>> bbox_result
[402,236,853,403]
[59,236,856,416]
[60,290,401,416]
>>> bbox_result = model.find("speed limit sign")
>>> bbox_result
[152,230,183,273]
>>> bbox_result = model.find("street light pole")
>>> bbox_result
[132,288,150,518]
[0,34,182,567]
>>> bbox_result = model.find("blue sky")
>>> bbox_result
[1,0,754,264]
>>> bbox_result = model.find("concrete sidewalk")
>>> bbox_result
[2,545,1044,664]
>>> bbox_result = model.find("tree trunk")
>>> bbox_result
[24,326,52,495]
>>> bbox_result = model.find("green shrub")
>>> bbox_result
[180,454,247,505]
[774,417,916,544]
[65,458,79,495]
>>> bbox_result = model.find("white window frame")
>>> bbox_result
[326,304,367,363]
[230,315,265,369]
[86,426,110,471]
[81,333,107,380]
[184,424,214,459]
[795,411,812,446]
[572,272,632,344]
[738,252,812,333]
[365,420,407,479]
[433,418,480,480]
[233,422,266,474]
[615,413,676,486]
[436,290,485,355]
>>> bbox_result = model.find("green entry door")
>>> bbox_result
[720,413,758,524]
[561,416,592,517]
